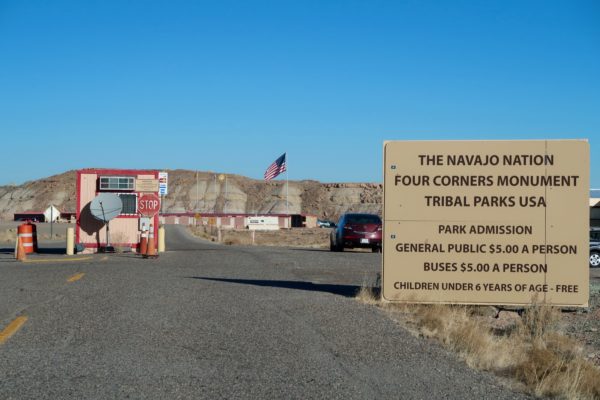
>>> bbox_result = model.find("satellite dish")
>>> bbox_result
[90,193,123,222]
[89,193,123,252]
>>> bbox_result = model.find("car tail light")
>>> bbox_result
[377,226,382,231]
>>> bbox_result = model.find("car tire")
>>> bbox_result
[371,246,381,253]
[590,252,600,268]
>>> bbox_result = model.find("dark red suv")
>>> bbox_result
[330,213,382,252]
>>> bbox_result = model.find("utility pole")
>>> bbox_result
[286,153,289,215]
[214,174,217,213]
[218,174,226,213]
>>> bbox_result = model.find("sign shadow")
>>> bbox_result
[188,277,366,298]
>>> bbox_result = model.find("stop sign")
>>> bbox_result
[138,194,160,217]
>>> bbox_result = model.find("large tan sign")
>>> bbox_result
[383,140,589,306]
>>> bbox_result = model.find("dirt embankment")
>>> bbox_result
[0,172,77,220]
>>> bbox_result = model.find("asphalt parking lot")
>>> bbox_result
[0,226,532,399]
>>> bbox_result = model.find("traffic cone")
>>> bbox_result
[144,225,157,258]
[16,237,27,262]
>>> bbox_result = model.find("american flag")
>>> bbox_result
[264,153,287,181]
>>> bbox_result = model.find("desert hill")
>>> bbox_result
[0,170,382,221]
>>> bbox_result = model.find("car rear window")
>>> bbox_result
[346,215,381,224]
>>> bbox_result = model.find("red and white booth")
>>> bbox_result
[76,168,160,253]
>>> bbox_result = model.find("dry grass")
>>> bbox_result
[357,282,600,399]
[190,226,218,242]
[519,301,561,341]
[356,279,380,305]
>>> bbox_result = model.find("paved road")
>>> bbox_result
[0,226,529,399]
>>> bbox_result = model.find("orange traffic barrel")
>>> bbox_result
[17,222,37,254]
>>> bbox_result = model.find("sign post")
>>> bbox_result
[383,140,589,307]
[158,171,168,220]
[158,172,168,196]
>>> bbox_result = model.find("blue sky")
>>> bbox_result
[0,0,598,185]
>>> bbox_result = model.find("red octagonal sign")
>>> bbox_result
[138,194,160,217]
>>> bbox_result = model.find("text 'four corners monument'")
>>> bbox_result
[383,140,589,307]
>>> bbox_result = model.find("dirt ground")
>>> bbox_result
[191,225,378,252]
[191,226,333,248]
[564,282,600,366]
[0,221,68,243]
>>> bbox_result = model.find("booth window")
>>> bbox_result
[99,176,134,191]
[118,194,137,214]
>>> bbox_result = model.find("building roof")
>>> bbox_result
[78,168,158,175]
[591,189,600,207]
[161,212,317,218]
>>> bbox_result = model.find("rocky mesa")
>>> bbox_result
[0,170,382,221]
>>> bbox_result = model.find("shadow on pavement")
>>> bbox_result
[189,277,362,298]
[168,248,222,252]
[0,247,66,255]
[38,247,67,255]
[285,248,330,253]
[287,248,379,254]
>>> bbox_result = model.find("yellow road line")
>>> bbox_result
[0,316,28,345]
[67,272,85,283]
[23,256,93,264]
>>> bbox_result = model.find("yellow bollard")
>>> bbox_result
[66,227,74,255]
[158,226,165,253]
